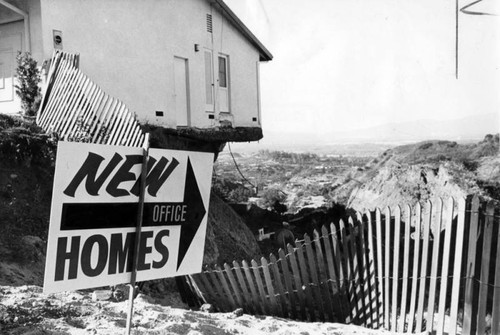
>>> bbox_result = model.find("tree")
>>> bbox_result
[15,52,42,117]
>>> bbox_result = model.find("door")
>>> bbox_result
[217,54,229,113]
[204,50,214,112]
[0,29,23,114]
[174,56,190,127]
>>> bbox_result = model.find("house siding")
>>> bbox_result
[37,0,262,129]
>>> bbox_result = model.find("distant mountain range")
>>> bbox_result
[326,113,499,143]
[231,113,499,155]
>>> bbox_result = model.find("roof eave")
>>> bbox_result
[211,0,273,61]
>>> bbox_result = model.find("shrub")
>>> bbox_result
[261,187,287,214]
[15,52,42,117]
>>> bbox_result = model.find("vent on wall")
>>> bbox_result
[206,14,213,33]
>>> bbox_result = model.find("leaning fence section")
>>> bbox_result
[36,50,145,147]
[186,196,500,335]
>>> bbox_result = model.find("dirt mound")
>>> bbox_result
[204,194,261,265]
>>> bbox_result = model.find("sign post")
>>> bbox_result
[43,141,214,307]
[126,134,149,335]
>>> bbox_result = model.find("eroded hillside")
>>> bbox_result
[334,136,500,212]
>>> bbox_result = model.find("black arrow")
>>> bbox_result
[175,158,206,270]
[60,158,207,270]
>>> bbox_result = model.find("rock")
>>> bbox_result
[91,290,111,301]
[200,303,214,313]
[136,293,155,304]
[112,288,125,302]
[232,308,244,317]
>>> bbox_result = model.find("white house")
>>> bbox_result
[0,0,272,142]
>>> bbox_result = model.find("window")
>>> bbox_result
[218,56,227,88]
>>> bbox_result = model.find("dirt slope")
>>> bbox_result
[333,136,499,212]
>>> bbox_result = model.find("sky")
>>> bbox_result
[224,0,500,138]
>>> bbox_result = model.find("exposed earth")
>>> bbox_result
[0,285,393,335]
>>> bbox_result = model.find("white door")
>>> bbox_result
[0,30,23,114]
[174,56,189,127]
[217,55,229,113]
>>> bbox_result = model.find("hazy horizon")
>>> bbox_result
[229,112,498,154]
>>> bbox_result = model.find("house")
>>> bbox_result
[0,0,272,144]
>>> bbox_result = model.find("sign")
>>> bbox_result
[43,142,213,293]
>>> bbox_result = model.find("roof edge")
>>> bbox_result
[211,0,273,61]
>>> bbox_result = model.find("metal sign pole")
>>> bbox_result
[126,133,150,335]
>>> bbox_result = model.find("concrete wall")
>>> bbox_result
[37,0,262,129]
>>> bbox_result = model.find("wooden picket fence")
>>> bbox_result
[185,196,500,335]
[36,50,145,147]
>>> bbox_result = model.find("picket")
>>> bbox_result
[278,248,299,319]
[224,263,244,310]
[426,198,443,333]
[339,219,357,323]
[492,202,500,335]
[366,211,380,328]
[448,198,466,335]
[312,230,335,321]
[331,222,351,323]
[322,225,345,321]
[269,254,288,317]
[398,205,411,333]
[251,260,269,315]
[374,209,384,327]
[463,196,480,335]
[357,213,373,327]
[415,201,431,333]
[304,234,326,322]
[242,260,263,315]
[233,261,254,314]
[476,201,495,335]
[348,216,365,325]
[391,206,401,332]
[407,203,420,333]
[295,240,316,321]
[261,258,279,316]
[383,207,391,330]
[287,244,308,320]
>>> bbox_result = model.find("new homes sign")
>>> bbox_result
[43,142,213,293]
